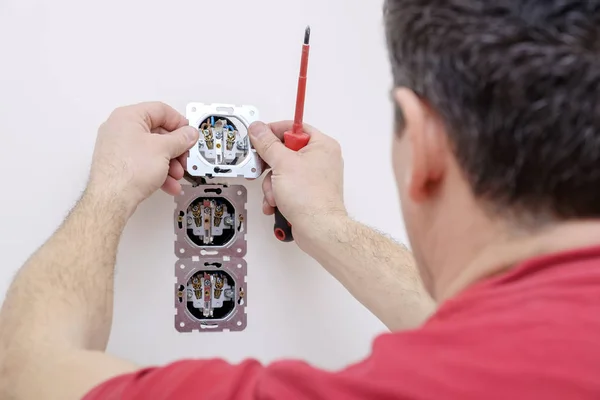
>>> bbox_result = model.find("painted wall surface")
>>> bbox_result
[0,0,409,370]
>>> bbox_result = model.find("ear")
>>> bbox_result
[393,88,447,202]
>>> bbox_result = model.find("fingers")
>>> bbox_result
[154,125,192,173]
[261,172,275,215]
[115,102,188,131]
[263,198,275,215]
[169,159,185,181]
[151,127,170,135]
[248,122,291,168]
[177,152,189,171]
[141,102,188,131]
[262,171,276,207]
[161,176,182,196]
[266,121,293,140]
[160,125,199,159]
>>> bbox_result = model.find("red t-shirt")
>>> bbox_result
[84,246,600,399]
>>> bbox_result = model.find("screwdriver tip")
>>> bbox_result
[304,25,311,45]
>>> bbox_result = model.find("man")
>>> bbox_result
[2,0,600,398]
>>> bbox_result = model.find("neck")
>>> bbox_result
[435,220,600,303]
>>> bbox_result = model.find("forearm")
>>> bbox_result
[298,215,435,331]
[0,102,201,400]
[0,190,130,354]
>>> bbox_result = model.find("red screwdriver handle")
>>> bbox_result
[273,130,310,242]
[283,130,310,151]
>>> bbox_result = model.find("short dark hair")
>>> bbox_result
[384,0,600,221]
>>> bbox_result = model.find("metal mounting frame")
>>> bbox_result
[174,258,247,333]
[186,103,264,179]
[174,184,248,258]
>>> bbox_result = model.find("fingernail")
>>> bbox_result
[248,122,266,138]
[185,126,198,143]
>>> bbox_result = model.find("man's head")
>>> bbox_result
[384,0,600,297]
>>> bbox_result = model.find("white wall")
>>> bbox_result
[0,0,409,370]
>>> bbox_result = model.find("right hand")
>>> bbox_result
[248,121,347,245]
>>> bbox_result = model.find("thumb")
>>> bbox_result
[248,122,289,168]
[161,126,199,159]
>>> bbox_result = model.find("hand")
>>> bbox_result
[87,102,199,214]
[248,121,347,246]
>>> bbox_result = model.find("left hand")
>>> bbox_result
[87,102,199,214]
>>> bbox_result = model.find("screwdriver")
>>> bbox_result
[273,26,312,243]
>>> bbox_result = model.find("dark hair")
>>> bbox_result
[384,0,600,221]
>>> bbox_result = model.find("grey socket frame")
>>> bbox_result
[174,258,247,333]
[174,184,248,258]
